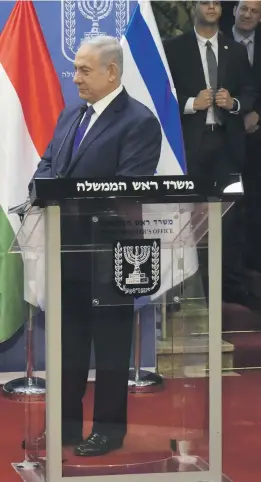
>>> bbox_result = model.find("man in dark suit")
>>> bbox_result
[231,1,261,274]
[164,1,257,307]
[29,36,162,456]
[163,0,254,184]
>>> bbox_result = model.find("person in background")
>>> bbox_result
[164,1,259,309]
[231,1,261,276]
[163,0,254,183]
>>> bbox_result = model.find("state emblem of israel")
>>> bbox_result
[61,0,131,62]
[113,240,161,297]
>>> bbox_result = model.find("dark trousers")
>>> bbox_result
[191,126,233,185]
[192,126,248,299]
[61,276,134,441]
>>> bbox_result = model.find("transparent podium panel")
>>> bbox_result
[9,199,229,482]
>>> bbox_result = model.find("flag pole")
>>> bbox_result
[161,293,167,339]
[2,303,45,401]
[128,308,163,393]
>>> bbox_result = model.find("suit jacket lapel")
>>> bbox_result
[217,34,229,88]
[189,31,206,91]
[54,109,82,174]
[253,36,261,71]
[188,31,228,90]
[65,89,127,176]
[67,108,116,172]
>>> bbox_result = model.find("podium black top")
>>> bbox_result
[30,175,243,207]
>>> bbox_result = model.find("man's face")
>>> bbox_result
[194,1,222,26]
[73,45,116,104]
[234,1,261,33]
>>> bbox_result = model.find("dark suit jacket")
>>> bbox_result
[164,31,255,174]
[225,28,261,116]
[33,88,162,281]
[34,88,162,179]
[226,28,261,131]
[251,31,261,118]
[225,28,261,179]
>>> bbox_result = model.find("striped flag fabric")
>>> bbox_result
[0,0,64,341]
[121,0,186,176]
[121,0,198,301]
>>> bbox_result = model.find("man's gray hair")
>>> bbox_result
[80,36,123,77]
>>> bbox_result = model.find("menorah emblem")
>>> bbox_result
[113,240,161,297]
[78,1,113,39]
[124,245,150,285]
[61,1,130,62]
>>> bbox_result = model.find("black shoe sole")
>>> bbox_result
[74,440,123,457]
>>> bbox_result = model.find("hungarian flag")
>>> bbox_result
[0,1,64,341]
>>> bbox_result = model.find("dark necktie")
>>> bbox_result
[72,105,95,157]
[205,40,222,125]
[241,38,253,65]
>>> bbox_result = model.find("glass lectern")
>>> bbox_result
[10,176,241,482]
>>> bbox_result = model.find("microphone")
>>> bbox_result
[55,104,87,178]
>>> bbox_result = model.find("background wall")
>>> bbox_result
[0,0,236,376]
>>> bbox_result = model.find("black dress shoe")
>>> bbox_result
[74,432,123,457]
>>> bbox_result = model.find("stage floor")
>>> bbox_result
[1,371,261,482]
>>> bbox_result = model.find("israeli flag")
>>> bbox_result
[121,0,186,175]
[121,1,198,306]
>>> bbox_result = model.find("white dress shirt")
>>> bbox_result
[184,29,240,123]
[80,84,123,144]
[184,29,218,124]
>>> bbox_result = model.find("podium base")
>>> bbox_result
[2,377,45,401]
[128,369,163,393]
[12,456,233,480]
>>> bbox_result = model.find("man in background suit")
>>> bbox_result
[232,1,261,274]
[164,1,257,307]
[163,0,254,183]
[29,36,162,456]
